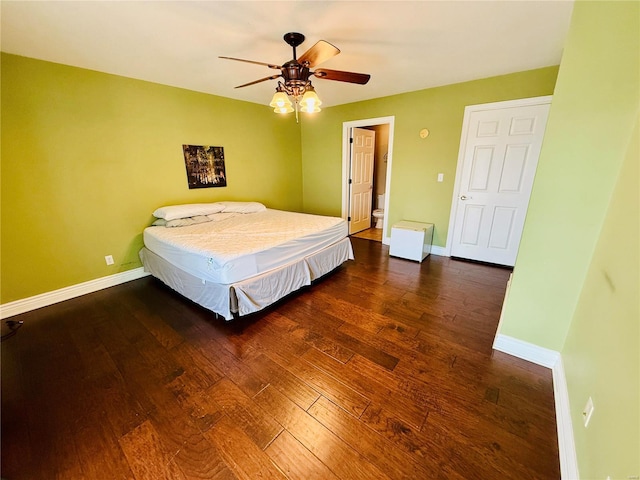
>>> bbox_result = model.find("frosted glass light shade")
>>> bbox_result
[299,89,322,113]
[273,105,294,114]
[269,91,293,113]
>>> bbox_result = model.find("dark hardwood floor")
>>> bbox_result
[1,238,560,479]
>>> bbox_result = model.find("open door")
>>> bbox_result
[348,127,375,234]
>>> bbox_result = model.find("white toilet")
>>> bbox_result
[372,193,385,229]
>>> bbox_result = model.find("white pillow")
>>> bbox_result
[153,203,225,221]
[165,215,212,228]
[150,215,213,227]
[207,212,238,221]
[217,201,266,213]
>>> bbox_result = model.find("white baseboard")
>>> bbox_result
[552,355,580,480]
[493,333,560,368]
[0,267,150,319]
[493,334,579,479]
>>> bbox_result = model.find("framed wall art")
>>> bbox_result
[182,145,227,189]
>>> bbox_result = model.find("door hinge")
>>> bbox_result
[348,216,351,221]
[348,179,352,184]
[350,137,354,144]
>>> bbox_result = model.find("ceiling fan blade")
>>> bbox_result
[219,56,282,70]
[298,40,340,68]
[313,68,371,85]
[235,74,281,89]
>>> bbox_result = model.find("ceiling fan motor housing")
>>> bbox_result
[283,60,310,84]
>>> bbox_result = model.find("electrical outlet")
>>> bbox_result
[583,396,594,427]
[105,255,114,266]
[437,173,444,182]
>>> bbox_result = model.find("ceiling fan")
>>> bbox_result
[220,32,371,115]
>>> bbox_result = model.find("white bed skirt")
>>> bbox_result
[139,237,353,320]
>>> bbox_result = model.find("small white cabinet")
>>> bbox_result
[389,221,434,262]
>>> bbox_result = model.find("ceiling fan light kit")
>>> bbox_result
[221,32,370,120]
[299,85,322,113]
[269,90,294,113]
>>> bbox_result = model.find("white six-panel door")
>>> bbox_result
[449,98,551,266]
[349,128,376,234]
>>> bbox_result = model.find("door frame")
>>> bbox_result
[444,96,552,257]
[341,116,395,244]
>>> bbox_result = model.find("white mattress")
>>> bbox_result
[143,209,348,284]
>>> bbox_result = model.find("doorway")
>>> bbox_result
[342,116,395,243]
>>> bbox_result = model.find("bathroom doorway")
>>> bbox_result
[341,116,394,244]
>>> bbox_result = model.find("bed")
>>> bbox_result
[139,201,353,320]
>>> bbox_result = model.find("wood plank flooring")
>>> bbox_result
[351,227,383,242]
[1,238,560,479]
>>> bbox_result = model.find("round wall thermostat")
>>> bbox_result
[419,128,430,138]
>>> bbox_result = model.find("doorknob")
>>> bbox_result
[460,195,469,200]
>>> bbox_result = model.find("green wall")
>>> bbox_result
[565,111,638,480]
[1,54,302,303]
[499,1,639,350]
[1,57,558,303]
[300,67,559,246]
[498,1,639,477]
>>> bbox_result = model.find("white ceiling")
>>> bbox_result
[1,1,574,108]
